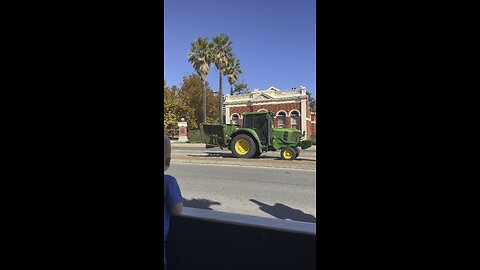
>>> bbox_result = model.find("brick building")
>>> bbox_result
[224,86,316,138]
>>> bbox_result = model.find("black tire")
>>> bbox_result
[253,150,262,158]
[295,147,300,158]
[231,134,257,158]
[280,147,297,160]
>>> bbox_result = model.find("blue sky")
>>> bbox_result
[164,0,316,98]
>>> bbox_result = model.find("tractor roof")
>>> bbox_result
[243,111,270,115]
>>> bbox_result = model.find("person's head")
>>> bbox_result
[164,135,171,172]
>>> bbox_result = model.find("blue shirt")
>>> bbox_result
[164,174,182,241]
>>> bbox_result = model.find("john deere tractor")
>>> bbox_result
[200,111,312,160]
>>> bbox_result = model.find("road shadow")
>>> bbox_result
[250,199,316,223]
[205,152,235,158]
[182,198,221,210]
[186,152,234,158]
[271,157,316,161]
[187,152,261,159]
[277,157,317,162]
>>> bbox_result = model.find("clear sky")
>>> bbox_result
[164,0,316,98]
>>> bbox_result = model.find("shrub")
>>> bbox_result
[187,129,202,143]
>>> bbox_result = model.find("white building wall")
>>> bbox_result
[225,106,231,124]
[301,99,307,135]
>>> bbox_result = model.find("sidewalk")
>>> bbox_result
[172,142,316,152]
[171,142,205,147]
[172,156,316,170]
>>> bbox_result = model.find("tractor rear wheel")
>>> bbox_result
[231,134,257,158]
[281,147,297,160]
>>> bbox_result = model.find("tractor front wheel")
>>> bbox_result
[295,147,301,158]
[280,147,297,160]
[231,134,257,158]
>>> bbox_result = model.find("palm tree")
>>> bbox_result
[212,34,233,124]
[225,57,242,95]
[187,37,214,123]
[233,82,250,95]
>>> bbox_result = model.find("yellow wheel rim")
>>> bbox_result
[283,149,293,159]
[235,139,250,155]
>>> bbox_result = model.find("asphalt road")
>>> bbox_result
[167,162,317,223]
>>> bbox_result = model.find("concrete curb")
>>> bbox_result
[171,143,205,148]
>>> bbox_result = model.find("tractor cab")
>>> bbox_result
[241,111,274,147]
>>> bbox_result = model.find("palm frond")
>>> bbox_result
[187,37,214,79]
[212,34,234,72]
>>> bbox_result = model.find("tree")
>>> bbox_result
[177,74,219,129]
[306,90,315,103]
[309,99,316,113]
[164,81,181,130]
[306,91,316,112]
[212,34,234,124]
[225,57,242,95]
[187,37,214,123]
[233,82,250,95]
[164,81,189,130]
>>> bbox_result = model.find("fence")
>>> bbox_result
[165,129,179,140]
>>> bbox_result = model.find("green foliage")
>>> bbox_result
[212,34,235,124]
[226,57,242,95]
[178,74,219,128]
[233,82,250,95]
[212,34,234,73]
[187,38,215,81]
[174,34,244,127]
[188,37,216,123]
[306,91,315,102]
[163,74,219,130]
[164,82,181,129]
[309,100,316,113]
[187,129,203,143]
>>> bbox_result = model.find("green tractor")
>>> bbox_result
[200,111,312,160]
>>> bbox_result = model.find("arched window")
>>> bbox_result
[231,114,240,125]
[277,112,286,128]
[290,111,300,130]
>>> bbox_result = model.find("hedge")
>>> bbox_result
[187,129,202,143]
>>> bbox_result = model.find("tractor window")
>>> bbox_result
[253,114,268,144]
[242,114,253,128]
[242,114,269,143]
[254,115,267,129]
[291,111,300,130]
[277,112,286,128]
